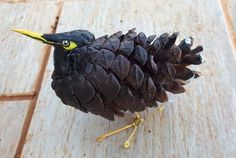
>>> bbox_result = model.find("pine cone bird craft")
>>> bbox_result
[13,28,203,147]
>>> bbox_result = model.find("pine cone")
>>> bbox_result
[52,28,204,120]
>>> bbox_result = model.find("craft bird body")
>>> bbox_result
[13,28,203,121]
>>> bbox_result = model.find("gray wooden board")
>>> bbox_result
[20,0,236,157]
[0,2,59,96]
[0,101,30,158]
[228,0,236,32]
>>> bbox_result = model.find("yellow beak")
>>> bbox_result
[12,28,79,50]
[11,28,51,44]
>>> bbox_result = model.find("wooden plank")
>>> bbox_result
[0,2,59,96]
[0,101,30,158]
[21,0,236,158]
[0,0,74,3]
[220,0,236,52]
[228,0,236,30]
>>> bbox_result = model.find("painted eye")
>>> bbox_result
[62,40,70,47]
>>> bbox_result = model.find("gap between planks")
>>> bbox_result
[219,0,236,54]
[0,93,35,101]
[14,2,64,158]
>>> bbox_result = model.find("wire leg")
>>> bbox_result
[96,112,143,143]
[123,126,138,148]
[96,105,164,148]
[96,123,134,142]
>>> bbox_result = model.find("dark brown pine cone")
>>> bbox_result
[51,28,204,120]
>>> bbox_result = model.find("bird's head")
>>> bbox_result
[12,29,95,51]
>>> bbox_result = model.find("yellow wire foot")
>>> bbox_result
[96,112,144,148]
[122,112,143,149]
[96,105,164,148]
[158,105,165,120]
[123,140,131,149]
[145,105,165,120]
[158,105,165,113]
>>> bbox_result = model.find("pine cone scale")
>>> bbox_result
[126,64,145,90]
[98,73,121,102]
[86,65,107,89]
[110,55,131,80]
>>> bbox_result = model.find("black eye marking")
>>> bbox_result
[62,40,70,47]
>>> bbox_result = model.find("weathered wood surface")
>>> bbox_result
[0,101,30,158]
[18,0,236,158]
[0,2,59,96]
[220,0,236,53]
[228,0,236,31]
[0,0,236,158]
[0,0,73,3]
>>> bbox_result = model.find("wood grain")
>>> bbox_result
[220,0,236,53]
[13,0,236,158]
[228,0,236,30]
[0,2,59,96]
[0,0,74,3]
[0,101,30,158]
